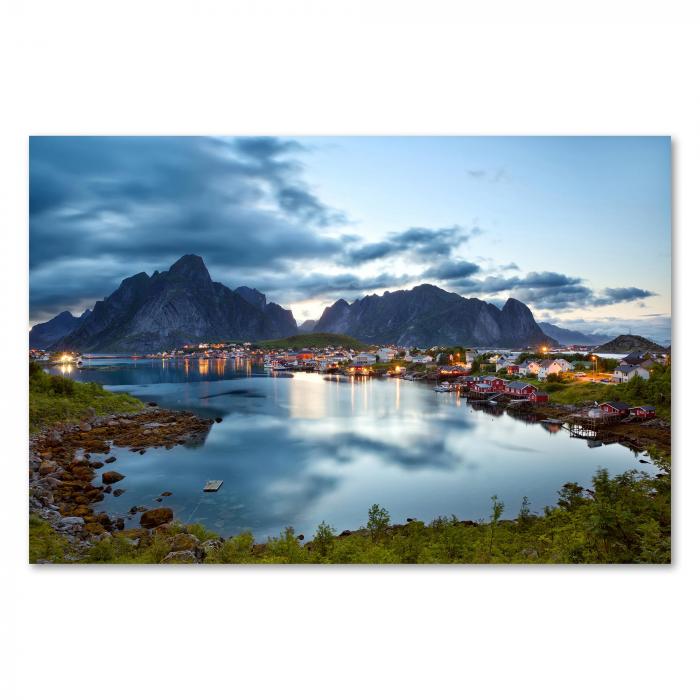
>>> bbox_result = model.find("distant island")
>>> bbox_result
[594,334,667,354]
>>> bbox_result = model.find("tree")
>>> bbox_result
[313,520,336,558]
[367,504,391,542]
[518,496,533,526]
[488,495,505,557]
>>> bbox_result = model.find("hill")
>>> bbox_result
[257,333,368,350]
[537,321,612,346]
[594,334,666,354]
[50,255,297,352]
[314,284,553,347]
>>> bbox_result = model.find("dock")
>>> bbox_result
[203,480,223,492]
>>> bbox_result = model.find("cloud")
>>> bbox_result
[593,287,657,306]
[446,272,658,311]
[344,225,475,265]
[423,260,481,280]
[29,136,345,318]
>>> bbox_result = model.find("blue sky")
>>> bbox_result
[29,136,671,340]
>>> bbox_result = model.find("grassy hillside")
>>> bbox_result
[257,333,368,350]
[29,361,143,432]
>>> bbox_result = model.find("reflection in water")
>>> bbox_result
[51,357,652,539]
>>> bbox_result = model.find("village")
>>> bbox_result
[31,337,670,433]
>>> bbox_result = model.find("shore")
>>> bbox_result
[29,406,214,559]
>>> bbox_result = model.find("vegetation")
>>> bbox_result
[33,458,670,564]
[29,361,143,432]
[257,332,368,350]
[526,364,671,420]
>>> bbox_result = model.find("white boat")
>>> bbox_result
[433,385,450,393]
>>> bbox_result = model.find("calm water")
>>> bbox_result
[49,357,652,539]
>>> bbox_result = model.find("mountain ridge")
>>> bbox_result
[315,283,553,347]
[49,255,297,352]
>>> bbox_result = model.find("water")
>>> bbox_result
[48,357,652,539]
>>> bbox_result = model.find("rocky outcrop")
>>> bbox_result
[140,508,174,529]
[50,255,297,352]
[315,284,553,347]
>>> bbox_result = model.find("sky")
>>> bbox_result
[29,136,672,341]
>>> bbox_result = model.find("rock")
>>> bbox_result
[46,430,62,446]
[147,401,158,407]
[115,517,125,530]
[160,491,173,497]
[406,517,415,523]
[105,456,117,463]
[59,516,85,527]
[140,507,174,528]
[138,449,146,455]
[90,461,104,469]
[339,530,353,537]
[167,533,200,552]
[214,416,223,423]
[102,471,125,484]
[200,539,223,553]
[79,422,92,432]
[39,461,57,476]
[155,497,163,502]
[104,485,112,494]
[113,488,126,497]
[160,550,197,564]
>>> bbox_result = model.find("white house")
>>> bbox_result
[411,354,434,364]
[377,347,396,362]
[495,355,511,371]
[554,357,574,372]
[353,352,377,366]
[613,365,650,383]
[519,359,541,376]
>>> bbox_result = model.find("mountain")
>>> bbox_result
[298,319,318,333]
[51,255,297,352]
[594,334,666,354]
[259,332,367,350]
[29,309,91,349]
[537,322,613,346]
[314,284,553,347]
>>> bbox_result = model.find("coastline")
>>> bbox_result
[29,406,214,560]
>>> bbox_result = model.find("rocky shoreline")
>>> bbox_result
[518,401,671,454]
[29,406,215,561]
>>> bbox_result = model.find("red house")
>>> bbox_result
[630,405,656,419]
[532,391,549,403]
[600,401,630,416]
[506,381,537,397]
[506,365,520,375]
[481,376,507,391]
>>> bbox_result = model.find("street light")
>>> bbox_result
[591,354,597,374]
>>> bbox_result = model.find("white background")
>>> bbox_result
[1,2,698,698]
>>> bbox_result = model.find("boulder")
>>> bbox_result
[59,516,85,527]
[102,471,125,484]
[160,550,197,564]
[167,533,200,552]
[140,507,174,529]
[104,456,117,464]
[112,488,126,497]
[39,461,57,476]
[79,422,92,432]
[160,491,173,497]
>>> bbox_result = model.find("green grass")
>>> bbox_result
[257,333,368,350]
[29,361,143,432]
[29,514,74,563]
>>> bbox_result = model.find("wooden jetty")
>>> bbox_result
[203,480,224,492]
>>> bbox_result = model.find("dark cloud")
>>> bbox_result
[447,272,657,311]
[423,260,481,280]
[593,287,657,306]
[344,226,474,265]
[29,136,345,318]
